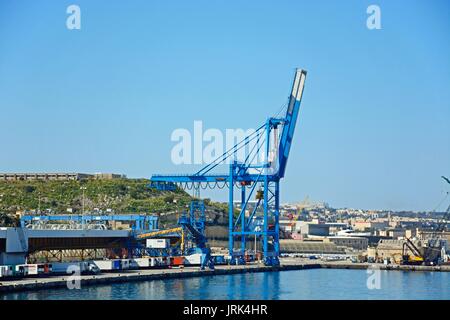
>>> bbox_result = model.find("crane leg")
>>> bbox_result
[228,164,235,265]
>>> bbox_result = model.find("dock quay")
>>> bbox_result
[319,261,450,272]
[0,262,320,293]
[1,258,449,294]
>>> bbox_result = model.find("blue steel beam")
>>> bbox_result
[20,214,159,232]
[151,174,280,183]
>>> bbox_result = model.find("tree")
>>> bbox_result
[23,185,36,193]
[164,194,175,203]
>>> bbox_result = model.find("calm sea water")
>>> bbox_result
[1,269,449,300]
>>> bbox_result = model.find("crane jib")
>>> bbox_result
[278,69,307,178]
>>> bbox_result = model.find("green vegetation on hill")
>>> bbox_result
[0,178,232,228]
[0,178,193,215]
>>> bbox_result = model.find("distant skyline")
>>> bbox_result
[0,1,449,211]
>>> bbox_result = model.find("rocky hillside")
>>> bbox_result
[0,178,229,227]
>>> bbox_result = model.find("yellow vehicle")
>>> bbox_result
[401,238,425,265]
[402,254,424,265]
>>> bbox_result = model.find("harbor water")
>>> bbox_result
[1,269,449,300]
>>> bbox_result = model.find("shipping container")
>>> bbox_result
[0,265,12,278]
[52,262,75,274]
[184,253,202,265]
[171,256,185,266]
[37,263,53,274]
[14,265,27,276]
[14,264,35,276]
[26,264,39,275]
[93,259,121,271]
[131,258,150,268]
[120,259,132,270]
[155,257,169,267]
[146,238,169,249]
[2,265,14,277]
[113,260,121,270]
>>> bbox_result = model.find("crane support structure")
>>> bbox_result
[151,69,307,266]
[422,176,450,264]
[401,176,450,266]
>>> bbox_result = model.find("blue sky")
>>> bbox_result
[0,1,449,211]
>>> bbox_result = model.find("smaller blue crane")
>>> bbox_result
[178,200,214,269]
[136,200,214,269]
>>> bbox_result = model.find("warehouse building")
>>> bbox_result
[279,239,345,254]
[325,236,368,251]
[295,221,330,236]
[0,173,93,181]
[0,172,126,181]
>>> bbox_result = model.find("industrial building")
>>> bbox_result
[93,173,127,180]
[0,172,126,181]
[351,220,390,232]
[369,239,424,263]
[0,173,93,181]
[377,228,406,239]
[325,236,368,251]
[279,239,345,254]
[295,221,330,237]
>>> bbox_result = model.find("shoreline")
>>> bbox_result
[1,260,449,294]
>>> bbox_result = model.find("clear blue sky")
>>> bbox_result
[0,1,449,211]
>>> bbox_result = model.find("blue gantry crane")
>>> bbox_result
[151,69,307,266]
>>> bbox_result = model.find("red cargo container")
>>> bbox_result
[171,257,185,266]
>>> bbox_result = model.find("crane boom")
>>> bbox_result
[277,69,307,178]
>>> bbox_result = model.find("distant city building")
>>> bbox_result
[94,173,127,180]
[418,230,450,242]
[405,229,417,239]
[279,218,294,232]
[0,173,92,181]
[372,239,424,263]
[325,236,368,251]
[295,221,330,237]
[279,239,345,254]
[352,220,389,232]
[377,228,405,239]
[0,172,126,181]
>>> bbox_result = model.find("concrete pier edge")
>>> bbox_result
[0,262,448,294]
